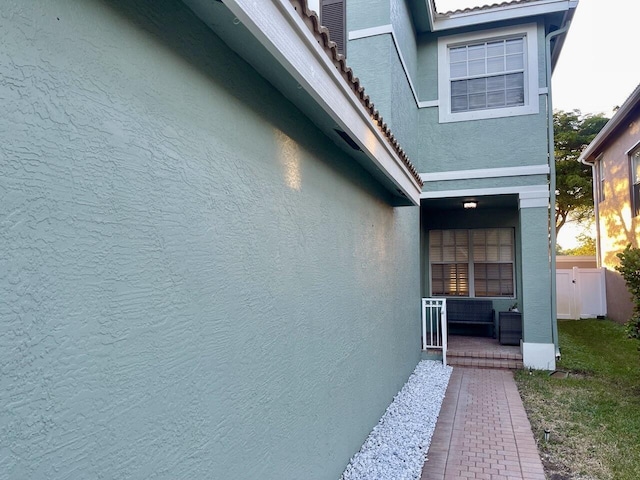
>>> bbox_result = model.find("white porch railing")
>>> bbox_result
[421,298,447,365]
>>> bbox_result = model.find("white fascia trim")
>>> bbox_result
[428,0,577,32]
[223,0,422,204]
[522,342,556,370]
[418,100,439,108]
[420,164,549,183]
[420,184,549,199]
[349,25,438,110]
[519,197,549,208]
[348,24,393,40]
[437,23,539,123]
[520,188,550,208]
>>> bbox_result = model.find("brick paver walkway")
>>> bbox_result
[420,368,545,480]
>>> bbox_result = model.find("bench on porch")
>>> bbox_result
[447,299,495,338]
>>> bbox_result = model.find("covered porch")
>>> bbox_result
[420,191,557,370]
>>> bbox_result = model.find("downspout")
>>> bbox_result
[583,161,603,268]
[546,22,571,358]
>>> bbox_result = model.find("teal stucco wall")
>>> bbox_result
[347,0,421,163]
[0,1,422,478]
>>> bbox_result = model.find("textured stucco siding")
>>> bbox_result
[0,1,421,478]
[519,206,554,344]
[390,0,418,82]
[347,0,391,32]
[348,34,419,163]
[412,22,548,175]
[415,98,549,174]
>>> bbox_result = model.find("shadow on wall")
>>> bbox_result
[601,159,639,267]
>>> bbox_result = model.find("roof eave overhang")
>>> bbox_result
[422,0,578,33]
[187,0,422,206]
[579,84,640,165]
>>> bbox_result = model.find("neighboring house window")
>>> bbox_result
[437,24,539,123]
[631,147,640,216]
[321,0,346,57]
[597,154,605,203]
[430,228,515,297]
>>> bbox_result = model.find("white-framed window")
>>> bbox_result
[597,154,605,203]
[631,146,640,216]
[437,24,539,123]
[430,228,515,298]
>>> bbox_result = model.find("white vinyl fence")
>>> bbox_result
[556,267,606,319]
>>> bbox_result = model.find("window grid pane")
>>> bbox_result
[431,263,469,296]
[431,229,515,297]
[449,36,525,113]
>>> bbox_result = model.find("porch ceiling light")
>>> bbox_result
[463,201,478,209]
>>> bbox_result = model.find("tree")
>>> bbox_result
[558,233,596,256]
[615,245,640,339]
[554,110,609,234]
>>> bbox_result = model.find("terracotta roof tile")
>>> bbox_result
[436,0,542,15]
[289,0,423,187]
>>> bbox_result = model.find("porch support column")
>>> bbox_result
[519,190,556,370]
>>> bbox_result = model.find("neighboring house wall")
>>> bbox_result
[591,106,640,323]
[0,1,421,478]
[595,108,640,267]
[605,269,634,324]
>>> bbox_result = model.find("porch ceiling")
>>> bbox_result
[421,194,518,210]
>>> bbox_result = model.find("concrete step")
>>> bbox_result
[447,355,524,370]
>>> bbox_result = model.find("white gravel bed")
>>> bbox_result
[340,360,453,480]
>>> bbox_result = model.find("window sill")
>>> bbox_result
[439,103,538,123]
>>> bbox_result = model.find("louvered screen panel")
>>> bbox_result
[321,0,346,56]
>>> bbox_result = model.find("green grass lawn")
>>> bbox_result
[515,319,640,480]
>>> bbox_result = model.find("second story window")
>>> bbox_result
[631,147,640,216]
[438,24,539,123]
[449,37,525,113]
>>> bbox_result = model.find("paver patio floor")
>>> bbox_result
[420,367,545,480]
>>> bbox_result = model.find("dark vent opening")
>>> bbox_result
[334,129,361,151]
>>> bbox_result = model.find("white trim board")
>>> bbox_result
[522,342,556,370]
[420,184,549,200]
[220,0,422,204]
[420,164,549,183]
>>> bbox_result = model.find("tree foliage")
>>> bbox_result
[557,233,596,256]
[615,245,640,339]
[554,110,609,233]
